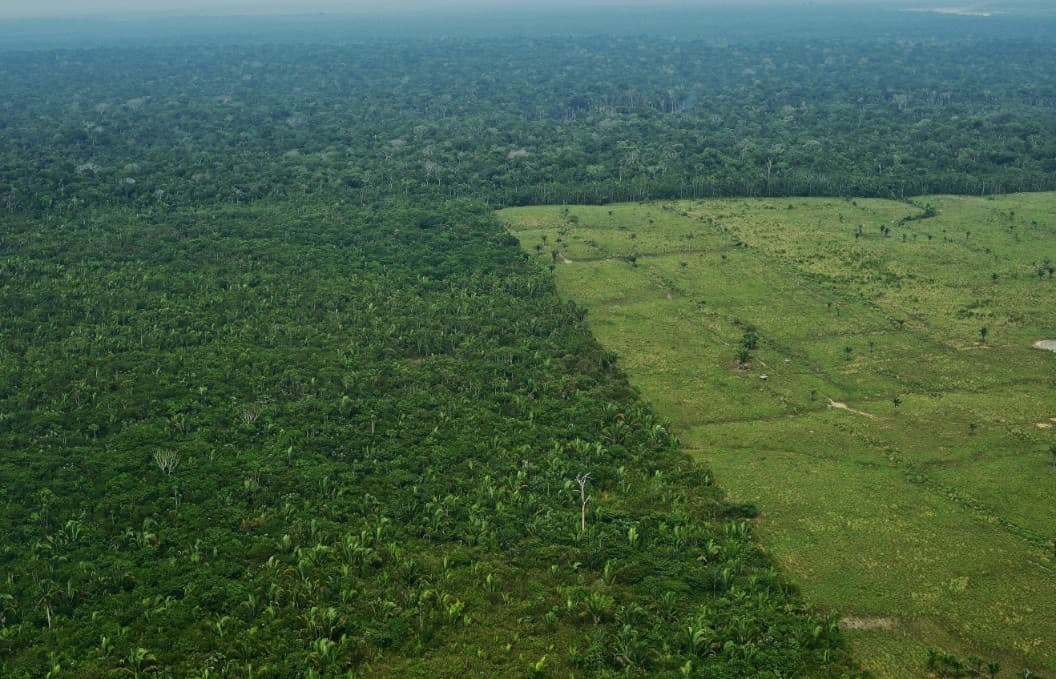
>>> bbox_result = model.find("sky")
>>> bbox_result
[0,0,1042,21]
[0,0,912,20]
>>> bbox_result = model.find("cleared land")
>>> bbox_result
[500,193,1056,677]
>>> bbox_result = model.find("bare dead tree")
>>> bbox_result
[575,472,592,532]
[152,449,180,475]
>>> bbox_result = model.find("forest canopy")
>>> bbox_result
[2,24,1055,216]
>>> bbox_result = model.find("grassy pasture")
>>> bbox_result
[500,193,1056,677]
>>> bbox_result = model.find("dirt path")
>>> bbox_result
[840,616,898,631]
[827,399,877,419]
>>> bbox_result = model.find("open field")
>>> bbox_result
[500,193,1056,677]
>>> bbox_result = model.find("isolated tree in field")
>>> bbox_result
[979,326,988,343]
[737,329,758,368]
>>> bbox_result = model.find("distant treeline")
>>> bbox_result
[2,32,1055,214]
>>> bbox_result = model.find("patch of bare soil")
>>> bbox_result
[840,616,898,632]
[827,399,877,419]
[1033,340,1056,351]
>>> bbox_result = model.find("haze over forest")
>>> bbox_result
[1,0,1053,19]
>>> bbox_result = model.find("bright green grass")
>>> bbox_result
[499,193,1056,678]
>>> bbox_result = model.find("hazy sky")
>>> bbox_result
[0,0,909,20]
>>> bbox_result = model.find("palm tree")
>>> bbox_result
[119,648,158,678]
[575,472,592,532]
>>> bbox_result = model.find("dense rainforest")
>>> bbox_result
[3,25,1056,216]
[4,197,859,677]
[1,7,1053,677]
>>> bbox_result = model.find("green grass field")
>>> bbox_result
[499,194,1056,677]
